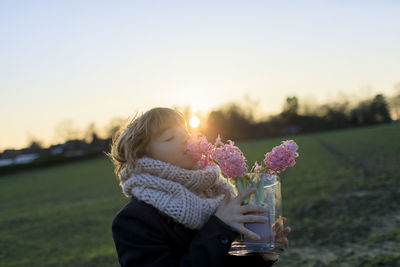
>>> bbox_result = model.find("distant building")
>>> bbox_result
[0,159,14,166]
[14,153,39,164]
[0,153,39,166]
[49,145,63,155]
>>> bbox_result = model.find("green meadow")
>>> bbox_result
[1,124,399,267]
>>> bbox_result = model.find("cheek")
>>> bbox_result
[157,144,182,162]
[148,143,168,160]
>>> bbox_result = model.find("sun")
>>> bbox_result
[189,116,200,128]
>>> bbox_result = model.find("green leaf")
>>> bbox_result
[235,177,244,194]
[255,175,265,205]
[235,176,252,204]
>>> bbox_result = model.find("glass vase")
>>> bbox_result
[228,173,284,256]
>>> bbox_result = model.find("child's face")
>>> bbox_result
[147,125,196,169]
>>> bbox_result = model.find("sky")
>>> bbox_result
[1,0,399,150]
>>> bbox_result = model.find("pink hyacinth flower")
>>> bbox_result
[213,136,248,178]
[254,161,262,172]
[264,140,299,174]
[186,135,215,168]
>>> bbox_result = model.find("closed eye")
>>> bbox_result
[165,136,174,141]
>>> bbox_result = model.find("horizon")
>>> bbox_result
[1,1,399,150]
[1,90,396,153]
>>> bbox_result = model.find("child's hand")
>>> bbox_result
[262,217,291,262]
[215,188,268,240]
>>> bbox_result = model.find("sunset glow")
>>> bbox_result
[189,116,200,128]
[0,1,399,150]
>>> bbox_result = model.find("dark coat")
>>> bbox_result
[112,197,276,267]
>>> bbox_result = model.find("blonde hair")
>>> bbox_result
[108,107,186,182]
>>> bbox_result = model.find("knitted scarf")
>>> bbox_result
[121,157,233,230]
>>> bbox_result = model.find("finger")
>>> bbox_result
[284,238,289,248]
[272,219,282,232]
[235,188,256,204]
[283,226,291,236]
[275,230,284,241]
[272,217,285,231]
[275,227,291,240]
[239,204,267,214]
[236,225,261,241]
[273,216,287,225]
[276,226,291,237]
[238,214,268,224]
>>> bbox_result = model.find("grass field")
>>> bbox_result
[1,123,399,266]
[240,123,400,266]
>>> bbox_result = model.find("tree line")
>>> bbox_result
[3,92,398,157]
[203,93,395,141]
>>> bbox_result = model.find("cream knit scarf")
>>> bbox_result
[121,157,233,230]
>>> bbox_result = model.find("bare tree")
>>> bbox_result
[54,120,81,143]
[83,122,98,143]
[104,117,126,139]
[27,135,43,150]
